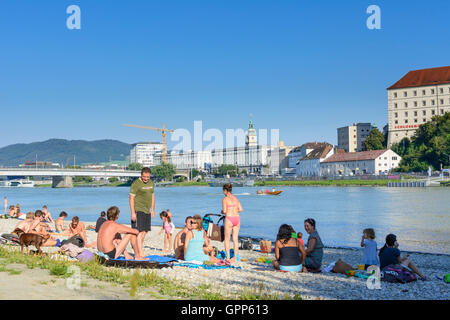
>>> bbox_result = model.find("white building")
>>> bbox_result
[296,143,342,177]
[337,123,373,152]
[387,66,450,146]
[320,149,401,176]
[129,142,163,167]
[154,150,211,170]
[209,118,273,173]
[267,140,294,175]
[287,142,331,169]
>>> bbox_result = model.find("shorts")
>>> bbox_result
[131,211,151,232]
[279,264,303,272]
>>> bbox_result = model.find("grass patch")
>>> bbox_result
[0,246,296,300]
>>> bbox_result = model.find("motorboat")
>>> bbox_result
[9,180,35,187]
[256,189,283,195]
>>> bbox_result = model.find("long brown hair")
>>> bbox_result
[192,214,203,231]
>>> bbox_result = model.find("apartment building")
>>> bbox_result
[337,123,373,152]
[387,66,450,146]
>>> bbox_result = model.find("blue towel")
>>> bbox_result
[111,255,178,263]
[174,262,242,270]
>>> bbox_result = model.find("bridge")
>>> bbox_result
[0,167,191,188]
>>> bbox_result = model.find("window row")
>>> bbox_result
[393,87,450,98]
[393,99,449,108]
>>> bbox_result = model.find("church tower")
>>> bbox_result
[246,115,258,147]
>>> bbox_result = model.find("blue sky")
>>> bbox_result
[1,0,449,150]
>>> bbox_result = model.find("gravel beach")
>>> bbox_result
[1,218,449,300]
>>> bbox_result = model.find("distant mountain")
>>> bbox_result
[0,139,132,167]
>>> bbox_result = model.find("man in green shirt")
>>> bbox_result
[129,167,155,258]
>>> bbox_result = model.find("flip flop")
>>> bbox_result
[217,259,226,266]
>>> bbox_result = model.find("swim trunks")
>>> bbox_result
[104,248,117,259]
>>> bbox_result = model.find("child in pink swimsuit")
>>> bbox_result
[159,211,175,253]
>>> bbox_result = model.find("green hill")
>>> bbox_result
[0,139,132,167]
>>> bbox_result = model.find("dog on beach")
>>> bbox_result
[19,233,50,255]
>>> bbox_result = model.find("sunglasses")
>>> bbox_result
[190,221,198,225]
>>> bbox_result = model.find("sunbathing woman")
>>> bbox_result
[221,183,243,263]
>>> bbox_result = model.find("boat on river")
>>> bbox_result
[8,180,35,188]
[257,189,283,195]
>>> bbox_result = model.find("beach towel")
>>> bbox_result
[113,255,178,263]
[60,243,85,258]
[174,262,242,270]
[96,254,172,269]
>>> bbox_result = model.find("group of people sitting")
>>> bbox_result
[10,208,96,249]
[272,218,324,273]
[3,203,53,222]
[271,221,429,281]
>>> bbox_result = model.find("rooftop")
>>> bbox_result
[322,149,388,163]
[300,144,333,160]
[387,66,450,90]
[290,142,329,153]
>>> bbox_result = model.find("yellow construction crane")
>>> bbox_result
[123,123,174,163]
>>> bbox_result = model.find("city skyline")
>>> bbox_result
[1,1,449,149]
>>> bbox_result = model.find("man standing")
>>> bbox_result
[129,167,155,258]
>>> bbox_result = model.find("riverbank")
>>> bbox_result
[254,179,400,187]
[0,218,448,300]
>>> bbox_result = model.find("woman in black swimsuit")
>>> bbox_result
[272,224,307,272]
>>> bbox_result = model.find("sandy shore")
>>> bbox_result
[0,218,449,300]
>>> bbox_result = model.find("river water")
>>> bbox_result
[1,186,449,254]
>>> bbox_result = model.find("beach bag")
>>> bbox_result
[77,250,95,263]
[61,235,84,248]
[203,214,225,242]
[331,259,353,274]
[259,240,272,253]
[207,223,224,242]
[381,265,416,283]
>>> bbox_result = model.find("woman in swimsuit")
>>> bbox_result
[221,183,243,263]
[54,211,68,233]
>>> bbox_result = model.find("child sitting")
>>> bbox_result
[297,232,304,247]
[360,228,379,270]
[159,210,175,253]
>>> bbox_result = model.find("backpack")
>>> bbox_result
[240,238,253,250]
[381,265,416,283]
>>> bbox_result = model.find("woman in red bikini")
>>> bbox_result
[221,183,243,263]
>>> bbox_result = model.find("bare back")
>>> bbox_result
[222,194,242,217]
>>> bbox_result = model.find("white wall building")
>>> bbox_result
[129,142,163,167]
[155,150,211,170]
[387,66,450,146]
[288,142,331,169]
[320,149,401,176]
[296,143,341,177]
[337,123,373,152]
